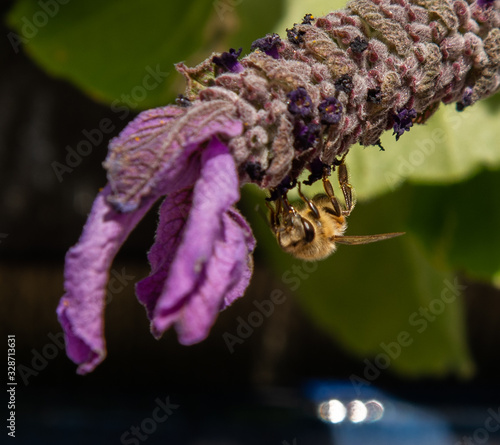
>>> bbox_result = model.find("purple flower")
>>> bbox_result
[213,48,244,73]
[57,105,255,374]
[287,87,313,117]
[392,108,417,141]
[251,33,282,59]
[478,0,495,8]
[456,87,474,111]
[293,120,320,151]
[318,97,343,125]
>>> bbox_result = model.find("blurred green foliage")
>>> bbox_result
[7,0,500,379]
[241,184,474,378]
[6,0,284,108]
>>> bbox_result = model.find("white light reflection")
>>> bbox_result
[318,399,385,424]
[347,400,368,423]
[364,399,385,422]
[318,399,347,423]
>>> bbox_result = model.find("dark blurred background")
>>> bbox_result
[2,1,500,444]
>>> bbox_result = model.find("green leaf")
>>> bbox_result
[407,169,500,286]
[224,1,285,51]
[346,96,500,201]
[6,0,284,109]
[273,0,348,35]
[240,184,473,378]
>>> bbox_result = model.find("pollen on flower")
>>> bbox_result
[134,137,140,142]
[318,97,343,125]
[302,13,314,25]
[287,87,313,117]
[286,27,306,45]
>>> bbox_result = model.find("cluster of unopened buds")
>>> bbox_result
[57,0,499,373]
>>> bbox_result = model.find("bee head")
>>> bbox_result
[277,214,315,251]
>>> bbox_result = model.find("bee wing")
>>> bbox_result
[334,232,405,245]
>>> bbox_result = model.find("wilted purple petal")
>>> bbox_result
[57,185,157,374]
[135,189,193,320]
[174,209,254,344]
[135,137,254,339]
[220,207,256,308]
[104,104,243,212]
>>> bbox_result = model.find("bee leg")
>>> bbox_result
[280,193,294,215]
[322,172,343,217]
[297,182,320,219]
[337,157,354,216]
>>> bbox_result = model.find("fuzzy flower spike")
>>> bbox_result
[58,0,500,373]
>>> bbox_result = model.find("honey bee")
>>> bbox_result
[267,159,404,261]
